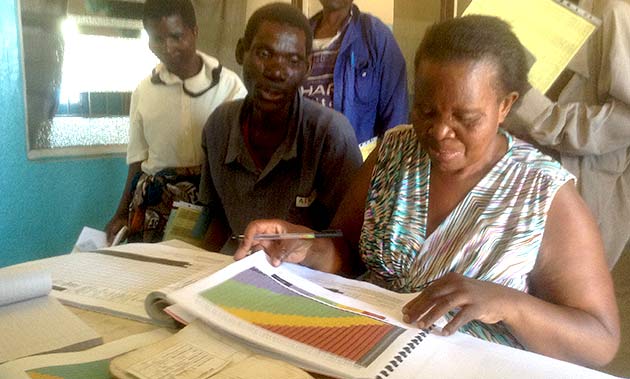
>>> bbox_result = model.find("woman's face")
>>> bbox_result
[412,59,517,175]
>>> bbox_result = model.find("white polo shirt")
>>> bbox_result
[127,51,246,175]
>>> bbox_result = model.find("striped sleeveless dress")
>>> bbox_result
[359,125,574,347]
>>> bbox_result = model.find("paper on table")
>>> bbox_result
[168,252,432,379]
[72,226,108,252]
[12,242,234,326]
[0,270,51,306]
[284,263,418,318]
[0,329,170,379]
[0,269,102,363]
[169,252,621,379]
[110,320,313,379]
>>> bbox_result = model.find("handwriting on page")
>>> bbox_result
[127,343,229,379]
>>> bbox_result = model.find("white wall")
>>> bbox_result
[394,0,441,94]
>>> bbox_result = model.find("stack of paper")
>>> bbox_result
[0,269,102,363]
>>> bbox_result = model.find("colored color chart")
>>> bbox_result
[26,359,111,379]
[200,267,405,367]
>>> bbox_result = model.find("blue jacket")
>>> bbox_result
[310,5,409,144]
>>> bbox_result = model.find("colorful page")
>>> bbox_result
[0,329,169,379]
[168,252,623,379]
[110,320,313,379]
[168,252,435,379]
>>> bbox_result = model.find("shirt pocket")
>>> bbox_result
[353,58,378,105]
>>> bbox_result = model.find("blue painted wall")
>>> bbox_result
[0,0,127,267]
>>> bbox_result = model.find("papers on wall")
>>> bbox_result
[0,269,102,363]
[463,0,600,94]
[12,241,234,327]
[0,329,170,379]
[110,320,313,379]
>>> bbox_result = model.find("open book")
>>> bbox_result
[12,241,234,327]
[110,320,313,379]
[168,252,621,379]
[0,269,102,363]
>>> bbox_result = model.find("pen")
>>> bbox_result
[231,229,343,241]
[111,226,128,246]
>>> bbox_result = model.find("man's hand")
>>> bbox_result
[234,219,314,267]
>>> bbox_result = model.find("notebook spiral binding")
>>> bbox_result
[374,328,430,379]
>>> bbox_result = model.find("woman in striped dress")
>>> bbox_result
[235,15,619,367]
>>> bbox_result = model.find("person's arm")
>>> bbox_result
[505,88,630,155]
[234,147,378,274]
[510,182,619,366]
[402,182,620,367]
[105,161,141,243]
[505,1,630,156]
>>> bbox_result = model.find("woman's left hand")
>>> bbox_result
[402,272,519,335]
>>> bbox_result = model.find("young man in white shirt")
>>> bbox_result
[106,0,246,244]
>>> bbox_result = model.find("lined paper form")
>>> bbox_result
[463,0,599,94]
[0,270,101,363]
[13,243,233,325]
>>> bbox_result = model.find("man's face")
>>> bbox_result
[319,0,353,11]
[145,14,198,77]
[241,21,309,114]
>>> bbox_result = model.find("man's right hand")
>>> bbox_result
[233,219,314,267]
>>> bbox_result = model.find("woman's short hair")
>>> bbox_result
[242,2,313,56]
[415,15,529,96]
[143,0,197,29]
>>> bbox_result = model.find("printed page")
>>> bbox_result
[72,226,108,252]
[0,269,102,363]
[163,202,206,248]
[168,252,621,379]
[0,269,51,306]
[0,296,102,363]
[12,242,233,325]
[110,320,313,379]
[284,263,417,318]
[463,0,599,93]
[0,329,170,379]
[168,252,433,379]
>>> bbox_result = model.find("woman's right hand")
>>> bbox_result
[105,215,128,245]
[233,219,315,267]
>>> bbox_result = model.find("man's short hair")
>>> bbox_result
[143,0,197,29]
[242,3,313,56]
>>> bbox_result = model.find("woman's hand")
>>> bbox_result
[233,219,315,267]
[402,272,519,335]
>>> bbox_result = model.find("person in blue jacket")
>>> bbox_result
[301,0,408,155]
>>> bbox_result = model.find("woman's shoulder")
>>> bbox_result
[508,134,575,182]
